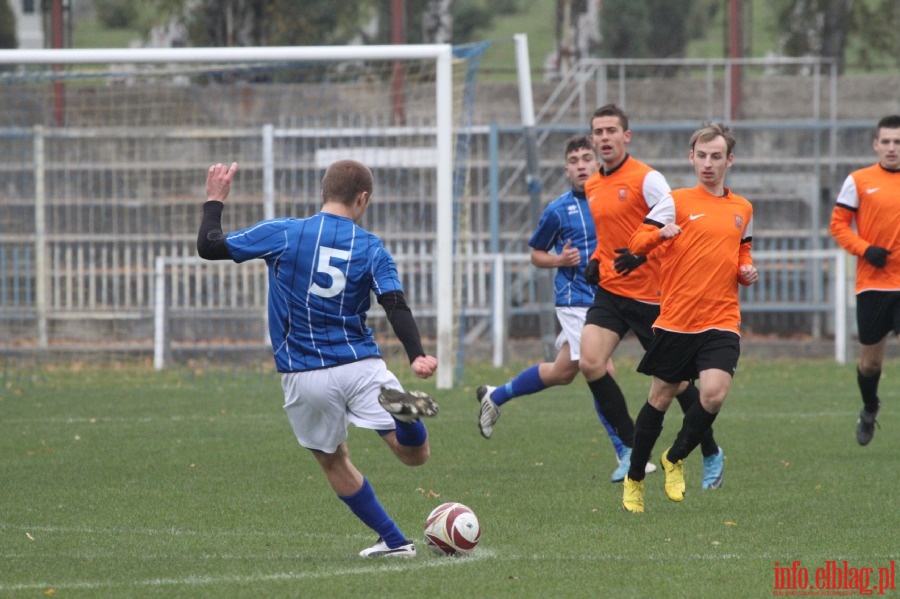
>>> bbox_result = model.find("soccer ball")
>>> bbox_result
[423,502,481,557]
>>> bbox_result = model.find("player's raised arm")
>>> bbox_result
[198,162,238,261]
[205,162,238,203]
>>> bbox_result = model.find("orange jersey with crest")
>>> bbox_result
[829,164,900,293]
[629,185,754,335]
[585,155,670,303]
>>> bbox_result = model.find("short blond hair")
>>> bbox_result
[689,122,736,156]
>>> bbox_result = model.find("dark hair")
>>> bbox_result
[876,115,900,136]
[564,135,594,158]
[321,159,373,205]
[689,121,736,156]
[591,103,629,132]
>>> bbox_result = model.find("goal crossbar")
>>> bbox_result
[1,45,456,389]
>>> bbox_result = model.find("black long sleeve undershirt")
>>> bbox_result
[197,201,232,260]
[377,290,425,364]
[199,201,423,363]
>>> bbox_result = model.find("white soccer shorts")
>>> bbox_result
[555,306,588,361]
[281,358,403,453]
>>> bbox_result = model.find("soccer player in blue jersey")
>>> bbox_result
[475,135,654,482]
[198,159,439,558]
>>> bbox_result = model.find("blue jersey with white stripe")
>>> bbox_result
[225,212,402,372]
[528,188,597,307]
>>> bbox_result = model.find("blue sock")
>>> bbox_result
[338,478,406,548]
[393,418,427,447]
[594,397,627,458]
[493,364,545,407]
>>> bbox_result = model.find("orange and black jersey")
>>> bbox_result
[829,163,900,293]
[585,155,670,303]
[629,185,754,335]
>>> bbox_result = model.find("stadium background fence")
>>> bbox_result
[1,41,894,380]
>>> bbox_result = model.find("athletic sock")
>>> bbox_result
[593,404,627,458]
[675,383,719,457]
[587,373,634,448]
[857,367,881,413]
[392,418,427,447]
[492,364,545,407]
[667,401,718,463]
[339,478,406,548]
[628,401,665,482]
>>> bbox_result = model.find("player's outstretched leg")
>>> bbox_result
[378,387,439,423]
[476,385,501,439]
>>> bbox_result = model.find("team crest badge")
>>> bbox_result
[618,188,627,201]
[734,215,743,229]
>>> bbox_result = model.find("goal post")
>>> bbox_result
[1,45,457,388]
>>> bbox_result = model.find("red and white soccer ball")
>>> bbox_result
[423,502,481,557]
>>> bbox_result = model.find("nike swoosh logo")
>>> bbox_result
[689,214,706,221]
[867,187,880,194]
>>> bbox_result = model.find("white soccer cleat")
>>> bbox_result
[378,387,439,423]
[476,385,501,439]
[359,537,417,558]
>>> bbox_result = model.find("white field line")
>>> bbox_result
[0,550,493,593]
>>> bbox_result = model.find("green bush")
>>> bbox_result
[0,0,18,49]
[95,0,140,29]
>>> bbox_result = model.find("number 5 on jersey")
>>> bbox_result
[309,246,350,298]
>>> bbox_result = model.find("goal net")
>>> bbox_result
[0,46,465,388]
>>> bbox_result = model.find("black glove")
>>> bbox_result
[584,258,600,286]
[863,245,891,268]
[613,248,647,275]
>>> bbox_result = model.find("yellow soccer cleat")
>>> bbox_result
[660,448,685,502]
[622,475,645,513]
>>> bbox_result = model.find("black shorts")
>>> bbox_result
[637,329,741,384]
[584,286,659,350]
[856,290,900,345]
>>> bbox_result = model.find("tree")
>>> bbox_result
[599,0,693,60]
[775,0,899,72]
[423,0,454,43]
[137,0,509,48]
[852,0,900,69]
[549,0,602,79]
[0,0,18,49]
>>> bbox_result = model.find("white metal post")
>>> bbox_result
[153,256,166,370]
[435,45,455,389]
[491,255,506,368]
[33,126,48,348]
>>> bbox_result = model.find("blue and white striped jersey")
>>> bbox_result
[528,188,597,307]
[225,212,403,372]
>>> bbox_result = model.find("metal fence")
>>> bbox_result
[2,52,891,366]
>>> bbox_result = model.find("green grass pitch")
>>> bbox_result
[1,357,897,598]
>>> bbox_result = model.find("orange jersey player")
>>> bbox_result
[579,104,724,488]
[630,185,754,335]
[829,114,900,446]
[620,122,758,513]
[584,153,667,303]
